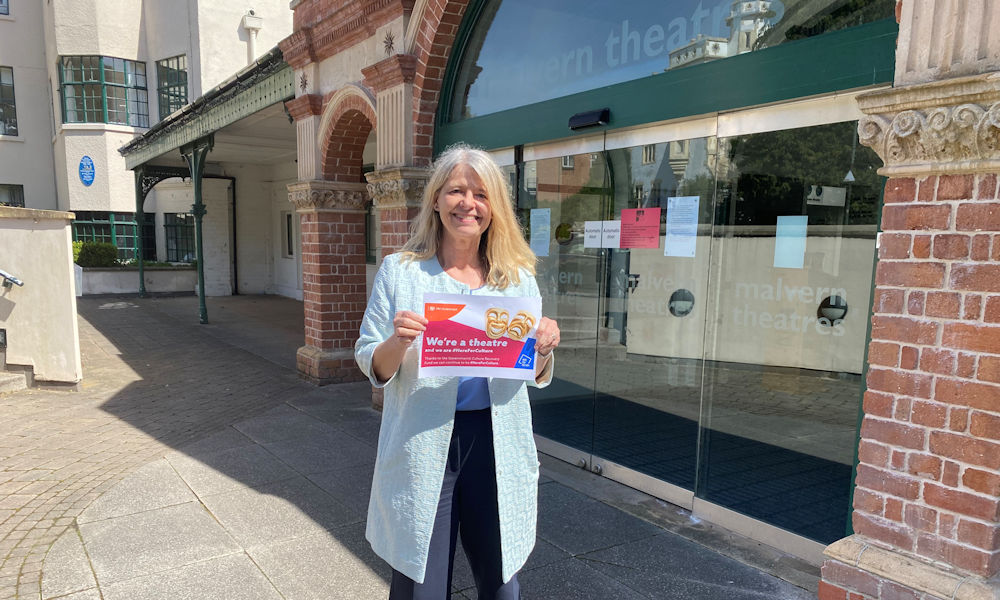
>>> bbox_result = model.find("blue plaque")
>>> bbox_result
[79,156,95,187]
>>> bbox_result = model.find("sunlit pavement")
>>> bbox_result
[2,295,817,599]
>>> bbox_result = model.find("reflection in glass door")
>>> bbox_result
[525,152,609,463]
[525,119,881,546]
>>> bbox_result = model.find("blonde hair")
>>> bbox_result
[401,144,536,288]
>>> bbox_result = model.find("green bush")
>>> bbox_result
[76,242,119,267]
[72,241,83,263]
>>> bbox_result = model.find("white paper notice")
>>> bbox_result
[774,215,808,269]
[584,221,603,248]
[601,220,621,248]
[664,196,699,258]
[529,208,550,257]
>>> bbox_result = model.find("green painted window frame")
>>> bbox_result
[0,66,17,136]
[436,15,898,153]
[72,211,154,261]
[156,55,188,120]
[60,56,149,127]
[164,213,195,262]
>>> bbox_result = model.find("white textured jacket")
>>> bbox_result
[355,253,550,584]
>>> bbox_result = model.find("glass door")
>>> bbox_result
[525,151,609,465]
[523,113,881,547]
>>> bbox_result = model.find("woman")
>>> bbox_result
[355,144,560,600]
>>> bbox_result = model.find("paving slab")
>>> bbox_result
[233,404,332,444]
[262,429,376,475]
[100,553,282,600]
[579,530,813,599]
[307,464,374,515]
[516,557,647,600]
[76,459,196,524]
[78,501,240,585]
[39,528,96,600]
[199,476,360,549]
[164,443,298,498]
[173,427,256,456]
[536,483,662,555]
[48,589,101,600]
[247,525,389,600]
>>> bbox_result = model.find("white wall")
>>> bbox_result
[194,1,293,96]
[0,1,58,210]
[58,127,140,212]
[0,207,81,383]
[626,234,875,374]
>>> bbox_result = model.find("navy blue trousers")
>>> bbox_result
[389,409,521,600]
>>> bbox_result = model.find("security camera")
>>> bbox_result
[248,9,255,15]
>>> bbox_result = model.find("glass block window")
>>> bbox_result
[156,55,187,119]
[72,211,155,261]
[60,56,148,127]
[0,184,24,207]
[0,67,17,136]
[164,213,195,262]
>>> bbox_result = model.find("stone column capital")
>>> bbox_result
[287,180,369,212]
[365,167,430,209]
[856,73,1000,178]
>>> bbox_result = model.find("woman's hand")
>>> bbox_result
[534,317,560,357]
[391,310,428,346]
[372,310,428,383]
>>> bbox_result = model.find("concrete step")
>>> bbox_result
[0,371,28,394]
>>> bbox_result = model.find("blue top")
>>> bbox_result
[457,377,490,411]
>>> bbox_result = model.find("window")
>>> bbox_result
[164,213,195,262]
[60,56,148,127]
[0,0,8,15]
[281,211,295,258]
[0,67,17,135]
[561,155,574,169]
[156,55,187,119]
[632,184,644,202]
[642,144,656,165]
[72,212,154,261]
[0,184,24,207]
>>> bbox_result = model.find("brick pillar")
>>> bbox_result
[361,167,428,409]
[288,180,369,385]
[819,12,1000,597]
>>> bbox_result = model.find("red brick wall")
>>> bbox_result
[379,206,419,256]
[846,174,1000,584]
[320,95,377,182]
[300,210,368,354]
[410,0,470,166]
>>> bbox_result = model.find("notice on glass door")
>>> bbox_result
[584,221,603,248]
[664,196,699,258]
[529,208,550,257]
[601,220,621,248]
[774,215,808,269]
[620,207,660,248]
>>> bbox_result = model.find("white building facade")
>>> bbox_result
[2,0,302,298]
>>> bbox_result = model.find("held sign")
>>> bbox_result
[418,293,542,380]
[79,156,95,187]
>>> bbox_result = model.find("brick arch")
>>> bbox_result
[319,86,377,182]
[410,0,472,166]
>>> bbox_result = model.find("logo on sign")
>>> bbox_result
[79,156,95,187]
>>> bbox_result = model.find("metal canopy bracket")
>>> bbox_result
[180,135,215,324]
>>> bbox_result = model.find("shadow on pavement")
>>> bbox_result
[41,294,816,600]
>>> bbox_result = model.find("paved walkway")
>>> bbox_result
[1,296,819,599]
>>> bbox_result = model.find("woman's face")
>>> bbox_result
[435,164,492,245]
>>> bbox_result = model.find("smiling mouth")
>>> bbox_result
[452,213,480,223]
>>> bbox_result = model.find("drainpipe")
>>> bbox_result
[241,10,263,65]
